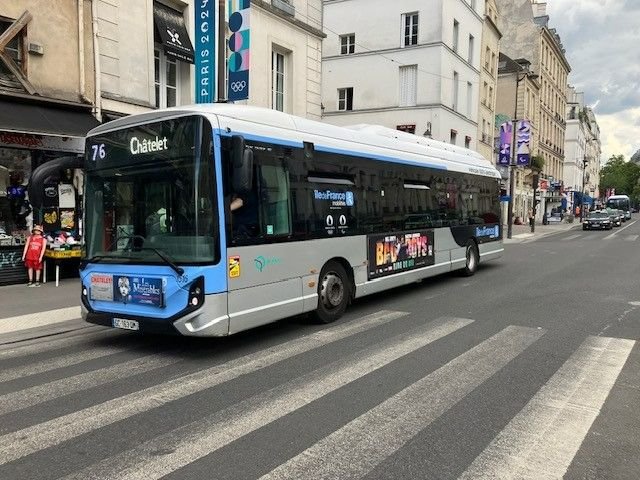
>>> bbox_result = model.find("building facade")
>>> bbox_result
[322,0,484,149]
[94,0,324,120]
[496,53,540,222]
[495,0,570,212]
[477,0,501,162]
[564,86,601,211]
[0,0,99,285]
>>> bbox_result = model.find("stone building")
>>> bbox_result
[322,0,484,149]
[495,0,570,213]
[0,0,99,285]
[477,0,501,162]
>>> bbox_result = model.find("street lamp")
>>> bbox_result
[506,67,539,239]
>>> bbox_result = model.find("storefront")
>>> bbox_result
[0,95,99,285]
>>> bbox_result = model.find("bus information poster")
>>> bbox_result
[112,276,164,307]
[368,231,435,280]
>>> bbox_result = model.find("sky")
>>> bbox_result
[545,0,640,162]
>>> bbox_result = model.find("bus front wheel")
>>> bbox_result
[313,261,351,324]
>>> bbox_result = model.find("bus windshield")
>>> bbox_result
[84,116,218,265]
[606,197,630,212]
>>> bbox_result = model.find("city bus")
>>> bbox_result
[606,194,631,221]
[74,104,502,336]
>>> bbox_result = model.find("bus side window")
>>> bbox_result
[260,164,291,236]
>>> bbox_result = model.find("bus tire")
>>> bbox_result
[460,240,479,277]
[313,261,351,324]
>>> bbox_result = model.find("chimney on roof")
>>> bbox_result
[531,1,547,17]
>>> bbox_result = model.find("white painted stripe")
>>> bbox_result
[260,326,545,480]
[624,234,638,242]
[459,335,635,480]
[604,219,637,239]
[0,329,112,360]
[0,345,130,383]
[0,353,182,416]
[62,316,474,480]
[0,306,81,335]
[563,234,582,241]
[0,309,408,465]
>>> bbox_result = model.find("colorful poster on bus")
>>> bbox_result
[113,276,164,307]
[367,230,435,280]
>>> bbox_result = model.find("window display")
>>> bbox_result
[0,148,31,245]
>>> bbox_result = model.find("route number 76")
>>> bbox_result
[91,144,106,161]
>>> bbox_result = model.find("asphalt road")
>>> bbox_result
[0,222,638,480]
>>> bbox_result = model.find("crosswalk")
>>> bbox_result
[558,232,640,242]
[0,309,636,479]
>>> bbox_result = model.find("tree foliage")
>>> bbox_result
[530,155,544,172]
[600,154,640,202]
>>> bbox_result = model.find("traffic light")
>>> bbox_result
[532,174,539,189]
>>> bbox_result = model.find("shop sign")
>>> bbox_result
[0,131,84,153]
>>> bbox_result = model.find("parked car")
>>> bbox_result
[605,208,622,227]
[583,211,612,230]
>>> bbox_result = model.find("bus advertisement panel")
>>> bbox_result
[368,231,435,280]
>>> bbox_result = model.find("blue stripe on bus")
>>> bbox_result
[213,129,447,171]
[216,129,304,148]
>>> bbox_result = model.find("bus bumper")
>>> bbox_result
[81,293,231,337]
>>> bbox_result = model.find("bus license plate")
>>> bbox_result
[113,318,139,331]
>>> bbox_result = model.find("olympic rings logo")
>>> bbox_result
[230,81,247,92]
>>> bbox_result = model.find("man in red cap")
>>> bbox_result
[22,224,47,287]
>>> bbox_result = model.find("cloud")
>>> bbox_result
[596,107,640,160]
[545,1,640,162]
[546,0,640,115]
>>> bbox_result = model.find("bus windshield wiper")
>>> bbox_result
[133,247,185,276]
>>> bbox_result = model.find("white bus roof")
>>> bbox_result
[607,194,629,199]
[88,104,501,179]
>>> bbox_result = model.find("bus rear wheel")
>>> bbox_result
[313,261,351,324]
[460,240,479,277]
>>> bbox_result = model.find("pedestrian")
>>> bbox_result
[528,208,535,232]
[22,224,47,287]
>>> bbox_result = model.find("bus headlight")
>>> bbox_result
[188,277,205,309]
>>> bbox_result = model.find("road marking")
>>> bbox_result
[260,326,545,480]
[604,219,637,239]
[624,234,638,242]
[0,329,114,359]
[0,345,130,383]
[459,335,634,480]
[0,309,409,465]
[0,307,81,335]
[563,234,582,241]
[0,353,182,416]
[61,317,474,480]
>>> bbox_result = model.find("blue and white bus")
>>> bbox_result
[606,194,631,221]
[77,105,503,336]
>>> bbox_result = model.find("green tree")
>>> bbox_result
[530,155,544,172]
[600,155,640,201]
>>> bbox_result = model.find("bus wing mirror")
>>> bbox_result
[231,135,253,193]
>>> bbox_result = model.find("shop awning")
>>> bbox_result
[154,2,194,64]
[0,99,100,138]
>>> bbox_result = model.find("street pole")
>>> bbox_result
[506,121,517,239]
[581,156,587,222]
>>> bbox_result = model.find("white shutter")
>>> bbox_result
[399,65,417,107]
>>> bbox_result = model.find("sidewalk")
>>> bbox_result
[504,220,580,243]
[0,279,92,345]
